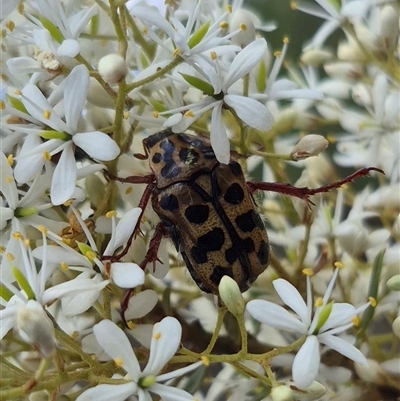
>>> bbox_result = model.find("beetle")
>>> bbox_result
[104,129,382,298]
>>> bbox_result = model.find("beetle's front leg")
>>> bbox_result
[247,167,384,206]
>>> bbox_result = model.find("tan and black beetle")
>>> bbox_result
[104,129,382,303]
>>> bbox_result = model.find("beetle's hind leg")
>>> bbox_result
[247,167,384,206]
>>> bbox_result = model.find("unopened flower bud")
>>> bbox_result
[290,134,329,161]
[355,358,386,385]
[17,300,56,358]
[290,381,326,400]
[387,274,400,292]
[379,5,399,52]
[271,384,294,401]
[218,275,244,317]
[98,54,127,84]
[392,316,400,338]
[324,62,363,81]
[300,48,333,66]
[230,10,256,47]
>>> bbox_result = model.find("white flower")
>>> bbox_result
[16,64,120,205]
[77,318,201,401]
[246,267,369,389]
[164,39,274,163]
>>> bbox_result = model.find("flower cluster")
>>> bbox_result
[1,0,399,400]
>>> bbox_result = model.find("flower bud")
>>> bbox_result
[230,10,256,47]
[379,4,399,52]
[98,54,128,84]
[324,61,363,81]
[355,358,386,385]
[392,316,400,338]
[218,275,244,317]
[300,48,333,66]
[290,134,329,161]
[17,300,56,358]
[387,274,400,292]
[270,384,294,401]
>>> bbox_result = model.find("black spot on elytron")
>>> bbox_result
[253,212,265,231]
[229,161,242,176]
[210,265,234,286]
[191,228,225,264]
[224,183,244,204]
[242,237,255,253]
[225,247,237,264]
[258,240,270,265]
[152,152,162,163]
[159,194,179,211]
[177,134,215,159]
[179,148,199,165]
[185,205,210,224]
[235,210,257,232]
[144,129,174,149]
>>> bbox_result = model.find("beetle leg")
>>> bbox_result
[247,167,384,205]
[104,170,155,185]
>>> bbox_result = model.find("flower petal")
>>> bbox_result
[292,335,320,389]
[142,317,182,376]
[246,299,307,333]
[76,383,136,401]
[50,143,77,205]
[125,290,159,320]
[210,102,230,164]
[150,382,195,401]
[224,95,273,132]
[73,132,120,161]
[93,319,141,379]
[111,262,145,288]
[318,334,367,365]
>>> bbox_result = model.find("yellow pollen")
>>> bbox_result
[1,29,6,39]
[7,253,15,261]
[123,111,129,119]
[274,51,282,58]
[0,100,5,109]
[152,111,159,118]
[37,225,48,235]
[142,27,148,35]
[63,199,73,207]
[290,1,297,10]
[173,48,181,57]
[125,187,133,195]
[184,110,195,118]
[220,21,229,30]
[369,297,377,307]
[334,261,344,269]
[6,21,15,32]
[71,330,79,339]
[283,37,289,44]
[114,357,124,367]
[201,355,210,366]
[7,154,14,166]
[210,52,217,60]
[153,332,162,341]
[327,134,336,143]
[43,151,51,161]
[62,238,72,245]
[18,3,25,13]
[302,268,314,277]
[352,316,360,327]
[239,23,247,32]
[12,232,24,240]
[226,5,232,13]
[14,89,22,96]
[5,176,13,184]
[0,246,5,254]
[127,321,136,329]
[106,210,117,218]
[24,239,30,247]
[43,110,51,120]
[61,262,69,270]
[315,297,323,307]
